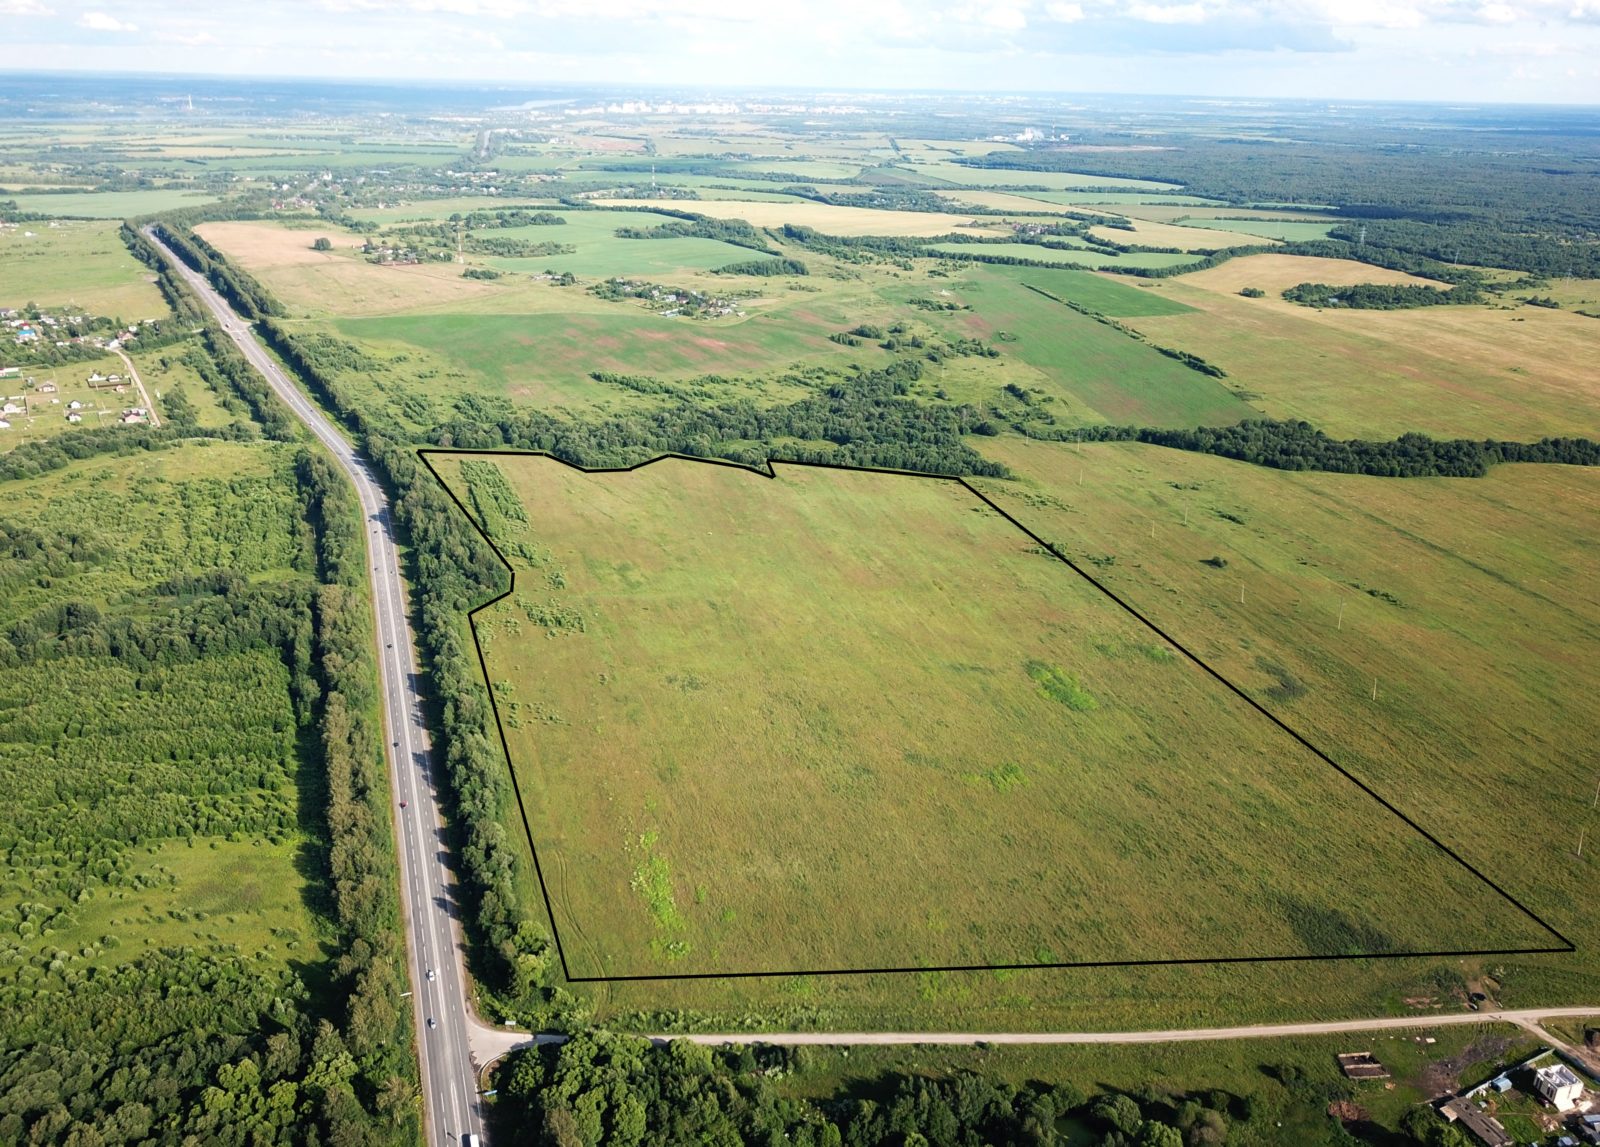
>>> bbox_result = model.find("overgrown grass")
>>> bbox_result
[436,453,1553,997]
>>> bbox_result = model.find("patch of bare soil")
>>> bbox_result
[1420,1036,1512,1099]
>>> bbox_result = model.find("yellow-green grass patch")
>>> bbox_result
[928,242,1201,272]
[900,264,1250,427]
[974,436,1600,966]
[904,162,1181,191]
[595,198,1014,238]
[2,189,220,218]
[1129,262,1600,440]
[1089,218,1281,251]
[0,219,168,318]
[437,454,1554,980]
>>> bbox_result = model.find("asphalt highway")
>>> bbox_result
[144,228,485,1146]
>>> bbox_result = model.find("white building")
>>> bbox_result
[1533,1063,1584,1111]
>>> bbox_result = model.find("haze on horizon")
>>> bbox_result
[0,0,1596,106]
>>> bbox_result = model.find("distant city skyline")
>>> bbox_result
[0,0,1596,106]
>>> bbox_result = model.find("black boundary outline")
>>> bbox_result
[416,447,1574,984]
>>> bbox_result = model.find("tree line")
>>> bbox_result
[1281,282,1483,309]
[1043,419,1600,478]
[491,1031,1266,1147]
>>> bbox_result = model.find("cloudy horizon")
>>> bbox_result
[0,0,1596,105]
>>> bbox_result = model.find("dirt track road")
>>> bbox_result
[467,1006,1600,1068]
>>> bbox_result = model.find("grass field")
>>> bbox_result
[0,219,169,318]
[334,307,849,405]
[596,198,1019,238]
[1014,191,1229,208]
[903,162,1182,191]
[929,242,1202,271]
[972,437,1600,975]
[1126,255,1600,439]
[1168,217,1340,242]
[484,209,780,277]
[1089,219,1280,251]
[436,453,1554,982]
[907,264,1253,427]
[2,189,220,217]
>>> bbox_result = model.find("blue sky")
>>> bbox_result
[1,0,1597,104]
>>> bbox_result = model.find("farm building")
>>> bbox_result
[1578,1112,1600,1144]
[1535,1064,1585,1111]
[1338,1052,1390,1080]
[1440,1097,1513,1147]
[66,412,82,424]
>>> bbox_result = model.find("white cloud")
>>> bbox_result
[1046,1,1086,19]
[77,10,137,30]
[0,0,53,13]
[1127,2,1211,24]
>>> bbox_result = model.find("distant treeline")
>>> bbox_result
[430,358,1008,478]
[949,136,1600,277]
[613,215,775,253]
[1052,419,1600,478]
[463,208,566,228]
[714,256,807,276]
[1281,282,1482,309]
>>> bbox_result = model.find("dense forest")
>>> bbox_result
[0,244,418,1142]
[0,439,418,1143]
[1047,420,1600,479]
[950,133,1600,278]
[613,216,775,253]
[487,1032,1371,1147]
[1280,282,1481,309]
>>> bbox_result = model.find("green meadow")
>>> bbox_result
[905,162,1182,191]
[484,209,778,277]
[1171,217,1338,242]
[974,437,1600,992]
[2,189,220,218]
[436,454,1551,982]
[0,219,169,318]
[911,265,1252,426]
[928,242,1202,271]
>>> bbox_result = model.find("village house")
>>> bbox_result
[1440,1098,1513,1147]
[0,419,10,430]
[65,412,82,424]
[1535,1064,1586,1112]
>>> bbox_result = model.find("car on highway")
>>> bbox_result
[426,968,436,981]
[400,800,407,809]
[426,1017,436,1030]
